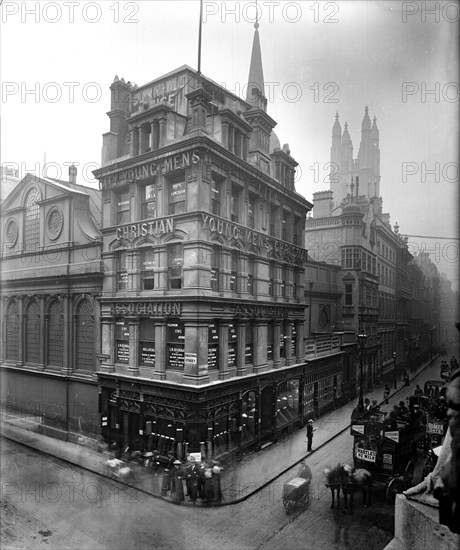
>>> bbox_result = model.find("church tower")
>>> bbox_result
[328,106,380,207]
[243,22,277,176]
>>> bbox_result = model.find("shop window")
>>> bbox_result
[229,251,238,292]
[228,323,238,368]
[139,319,155,367]
[276,379,299,427]
[117,251,128,290]
[245,324,253,365]
[48,300,63,367]
[25,300,40,364]
[24,187,40,251]
[231,186,240,222]
[5,301,19,362]
[141,248,155,290]
[291,324,297,357]
[211,176,221,216]
[281,265,287,297]
[208,322,219,370]
[115,320,129,363]
[167,320,185,370]
[280,325,286,359]
[142,183,156,219]
[303,382,314,417]
[168,174,186,215]
[241,391,256,445]
[293,216,302,246]
[168,244,183,289]
[117,189,130,224]
[345,283,353,306]
[210,247,220,291]
[76,298,95,372]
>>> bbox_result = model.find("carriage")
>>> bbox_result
[282,462,312,514]
[350,411,425,503]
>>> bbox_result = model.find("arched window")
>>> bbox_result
[48,300,63,367]
[76,298,95,372]
[25,300,40,364]
[5,301,19,362]
[24,188,40,251]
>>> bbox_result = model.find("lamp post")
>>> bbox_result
[357,334,368,412]
[392,351,397,389]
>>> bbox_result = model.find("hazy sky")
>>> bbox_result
[1,0,458,287]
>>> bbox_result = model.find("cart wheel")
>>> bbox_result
[302,493,310,510]
[282,499,288,508]
[386,477,404,504]
[404,460,415,486]
[285,501,294,514]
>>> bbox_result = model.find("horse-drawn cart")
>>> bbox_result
[282,462,312,514]
[350,411,425,503]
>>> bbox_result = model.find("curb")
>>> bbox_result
[0,356,438,508]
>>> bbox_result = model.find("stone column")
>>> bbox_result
[183,321,210,384]
[0,298,4,363]
[221,122,229,149]
[38,295,45,369]
[253,321,268,374]
[159,117,167,148]
[273,321,281,369]
[295,320,305,363]
[17,296,23,366]
[127,318,139,376]
[100,316,115,372]
[154,322,167,380]
[236,322,246,376]
[63,295,71,374]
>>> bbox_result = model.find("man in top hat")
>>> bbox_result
[306,419,316,452]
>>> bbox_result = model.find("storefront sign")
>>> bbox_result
[116,218,174,241]
[202,214,307,264]
[140,344,155,366]
[384,431,400,443]
[100,149,200,188]
[427,422,444,435]
[231,304,289,318]
[382,453,393,470]
[355,448,377,463]
[228,324,237,368]
[168,345,184,369]
[110,302,181,316]
[184,352,197,365]
[116,342,129,362]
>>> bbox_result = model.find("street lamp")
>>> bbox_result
[357,334,368,412]
[392,351,397,389]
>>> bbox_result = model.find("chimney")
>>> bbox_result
[69,164,77,184]
[312,190,333,218]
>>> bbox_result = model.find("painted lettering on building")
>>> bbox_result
[116,218,174,241]
[100,150,200,188]
[231,304,288,318]
[110,302,181,316]
[202,214,307,264]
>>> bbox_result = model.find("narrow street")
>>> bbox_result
[1,359,445,550]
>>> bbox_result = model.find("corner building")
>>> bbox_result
[94,28,316,459]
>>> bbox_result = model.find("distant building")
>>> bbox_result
[0,165,21,204]
[305,110,440,388]
[0,166,103,440]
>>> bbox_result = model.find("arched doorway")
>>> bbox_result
[260,385,275,442]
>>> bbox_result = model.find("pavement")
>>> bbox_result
[0,355,441,507]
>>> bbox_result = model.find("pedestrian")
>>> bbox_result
[384,384,390,405]
[306,419,316,452]
[185,456,200,503]
[414,384,423,397]
[364,398,371,412]
[333,385,337,409]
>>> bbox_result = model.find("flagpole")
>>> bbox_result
[197,0,203,77]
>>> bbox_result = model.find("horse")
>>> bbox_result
[324,464,343,509]
[340,464,373,514]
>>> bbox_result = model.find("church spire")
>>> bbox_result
[246,17,266,111]
[332,112,341,136]
[361,105,371,131]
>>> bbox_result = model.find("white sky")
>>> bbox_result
[1,0,459,288]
